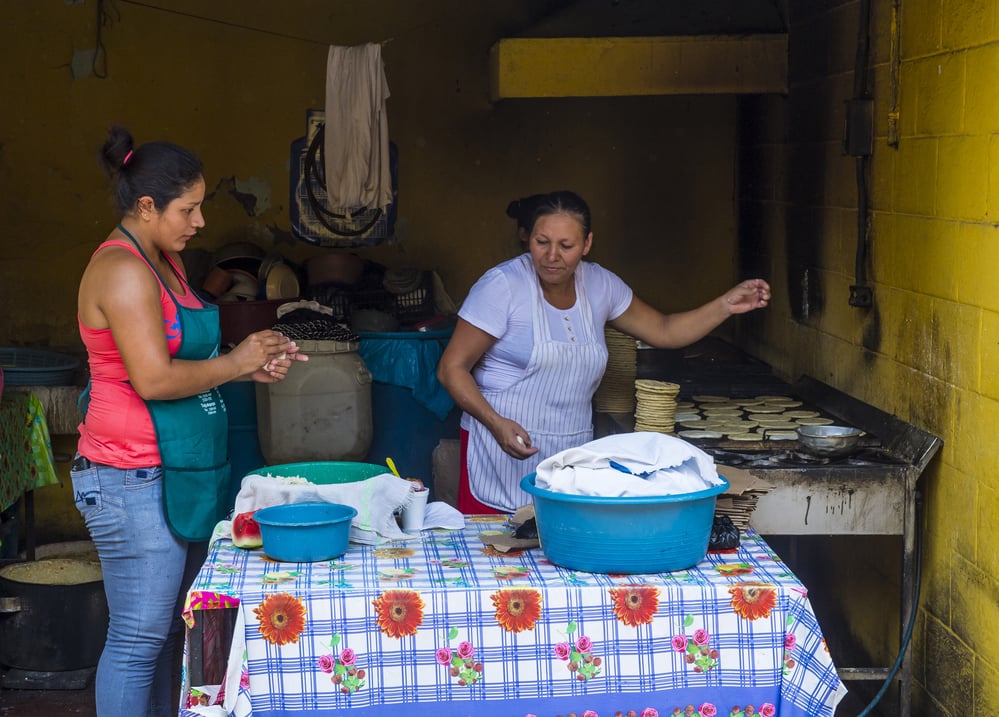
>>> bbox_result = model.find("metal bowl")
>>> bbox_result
[796,424,865,458]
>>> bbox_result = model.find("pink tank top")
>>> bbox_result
[77,240,204,468]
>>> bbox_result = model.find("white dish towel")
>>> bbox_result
[534,431,724,497]
[233,472,462,544]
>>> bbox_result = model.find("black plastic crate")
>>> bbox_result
[351,271,434,326]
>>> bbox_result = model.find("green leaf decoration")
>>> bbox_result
[683,614,695,627]
[567,620,577,634]
[331,633,341,648]
[448,626,459,640]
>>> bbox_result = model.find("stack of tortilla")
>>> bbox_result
[633,379,680,434]
[594,326,638,413]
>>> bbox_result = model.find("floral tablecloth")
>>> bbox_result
[179,520,847,717]
[0,391,59,513]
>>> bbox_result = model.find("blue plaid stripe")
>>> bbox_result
[183,524,846,716]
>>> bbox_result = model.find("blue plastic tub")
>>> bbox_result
[253,502,357,563]
[0,347,79,386]
[519,473,730,574]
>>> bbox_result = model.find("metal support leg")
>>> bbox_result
[899,473,917,717]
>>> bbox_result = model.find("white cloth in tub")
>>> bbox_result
[534,431,723,497]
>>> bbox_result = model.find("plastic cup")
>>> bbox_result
[401,488,429,532]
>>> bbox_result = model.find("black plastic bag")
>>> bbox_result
[708,515,740,551]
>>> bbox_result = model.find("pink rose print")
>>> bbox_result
[582,711,598,717]
[699,704,717,717]
[760,703,776,717]
[784,633,796,650]
[438,627,483,686]
[556,623,601,681]
[318,635,366,694]
[673,616,718,672]
[641,708,659,717]
[317,654,335,673]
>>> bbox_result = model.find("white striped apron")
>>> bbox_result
[467,256,608,512]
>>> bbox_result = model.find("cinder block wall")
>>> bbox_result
[737,0,999,712]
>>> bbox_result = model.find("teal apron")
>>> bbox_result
[119,225,231,542]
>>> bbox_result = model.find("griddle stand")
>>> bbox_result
[595,373,942,717]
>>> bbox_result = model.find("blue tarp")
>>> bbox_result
[357,329,455,421]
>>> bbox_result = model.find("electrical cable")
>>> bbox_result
[303,124,383,239]
[856,490,923,716]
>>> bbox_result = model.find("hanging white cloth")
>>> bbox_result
[324,43,392,211]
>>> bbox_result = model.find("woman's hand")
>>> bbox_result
[722,279,771,315]
[489,418,539,459]
[231,330,307,380]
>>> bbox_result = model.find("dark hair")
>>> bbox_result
[98,126,204,215]
[506,194,548,231]
[527,190,592,236]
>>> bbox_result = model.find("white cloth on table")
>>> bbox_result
[534,431,723,497]
[233,472,462,544]
[324,43,392,210]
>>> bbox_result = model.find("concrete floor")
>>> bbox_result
[0,682,96,716]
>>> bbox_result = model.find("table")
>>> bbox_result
[0,391,59,512]
[180,520,846,717]
[0,391,60,560]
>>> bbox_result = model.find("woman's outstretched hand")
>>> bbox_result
[723,279,771,314]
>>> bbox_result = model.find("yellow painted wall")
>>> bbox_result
[0,0,740,353]
[1,4,740,534]
[738,0,999,712]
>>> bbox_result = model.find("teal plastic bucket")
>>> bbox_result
[248,461,387,485]
[253,502,357,562]
[519,473,730,574]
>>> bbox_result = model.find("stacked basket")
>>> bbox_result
[594,327,637,413]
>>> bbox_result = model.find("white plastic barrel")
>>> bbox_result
[255,339,373,465]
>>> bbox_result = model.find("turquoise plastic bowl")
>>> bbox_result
[519,473,730,574]
[253,502,357,563]
[249,461,387,485]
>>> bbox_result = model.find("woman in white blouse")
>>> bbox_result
[437,190,770,514]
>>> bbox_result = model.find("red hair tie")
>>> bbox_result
[122,150,134,167]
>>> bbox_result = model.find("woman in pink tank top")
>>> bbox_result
[72,126,307,717]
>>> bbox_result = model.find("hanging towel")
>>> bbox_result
[534,431,724,498]
[324,43,392,211]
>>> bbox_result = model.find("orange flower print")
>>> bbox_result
[254,592,307,646]
[729,582,778,620]
[609,584,660,627]
[372,590,425,638]
[490,588,543,633]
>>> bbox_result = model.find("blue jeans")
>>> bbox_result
[71,455,203,717]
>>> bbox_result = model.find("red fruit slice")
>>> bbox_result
[232,510,263,548]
